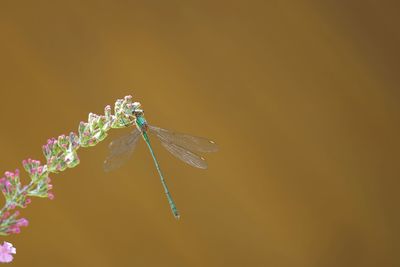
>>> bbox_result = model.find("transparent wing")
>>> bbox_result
[160,140,208,169]
[148,125,218,153]
[103,129,141,172]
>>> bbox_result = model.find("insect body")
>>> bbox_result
[104,102,218,218]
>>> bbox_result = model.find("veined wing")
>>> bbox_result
[148,125,218,153]
[149,125,217,169]
[160,140,208,169]
[103,129,141,172]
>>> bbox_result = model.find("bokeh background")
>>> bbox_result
[0,1,399,266]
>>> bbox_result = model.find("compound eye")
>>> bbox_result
[134,109,143,116]
[132,102,141,109]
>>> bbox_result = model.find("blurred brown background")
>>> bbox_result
[0,1,399,266]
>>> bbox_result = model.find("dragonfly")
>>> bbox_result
[103,108,218,219]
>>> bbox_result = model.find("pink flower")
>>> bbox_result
[16,218,29,227]
[0,242,16,263]
[47,192,55,200]
[6,226,20,234]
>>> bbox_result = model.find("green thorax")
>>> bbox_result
[135,115,147,131]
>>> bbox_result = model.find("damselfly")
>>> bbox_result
[103,107,218,219]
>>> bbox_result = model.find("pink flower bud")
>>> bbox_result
[16,218,29,227]
[7,226,20,234]
[1,212,10,220]
[1,180,12,191]
[48,192,55,200]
